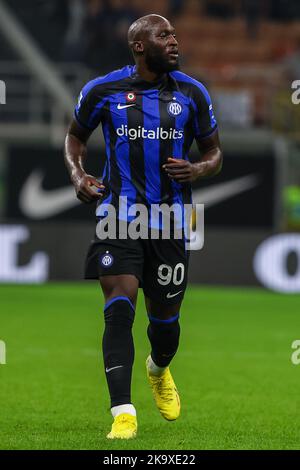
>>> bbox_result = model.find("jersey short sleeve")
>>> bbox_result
[191,82,217,139]
[74,79,106,130]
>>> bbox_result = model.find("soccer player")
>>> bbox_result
[64,14,222,439]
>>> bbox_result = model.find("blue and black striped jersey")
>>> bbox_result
[74,64,217,227]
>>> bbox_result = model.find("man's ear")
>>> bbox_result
[133,41,144,54]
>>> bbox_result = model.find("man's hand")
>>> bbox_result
[163,158,208,183]
[71,171,105,204]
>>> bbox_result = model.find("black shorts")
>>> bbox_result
[84,223,189,305]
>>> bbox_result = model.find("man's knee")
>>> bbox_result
[100,274,138,306]
[145,297,182,320]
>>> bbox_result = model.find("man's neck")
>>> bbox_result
[135,63,166,83]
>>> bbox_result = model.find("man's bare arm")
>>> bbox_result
[64,120,105,203]
[163,130,222,183]
[194,130,223,177]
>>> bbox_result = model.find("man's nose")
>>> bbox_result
[169,34,178,47]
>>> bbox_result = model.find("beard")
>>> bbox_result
[145,49,180,74]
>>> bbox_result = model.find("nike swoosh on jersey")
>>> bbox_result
[166,290,183,298]
[19,171,260,219]
[105,365,124,373]
[117,103,136,109]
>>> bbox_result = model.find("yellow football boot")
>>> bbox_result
[106,413,137,439]
[146,356,180,421]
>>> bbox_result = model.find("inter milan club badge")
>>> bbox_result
[100,251,114,268]
[167,101,182,116]
[126,92,136,102]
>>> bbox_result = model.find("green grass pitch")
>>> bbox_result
[1,283,300,450]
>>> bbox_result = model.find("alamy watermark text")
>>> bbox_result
[0,80,6,104]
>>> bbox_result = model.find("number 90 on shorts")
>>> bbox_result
[157,263,185,286]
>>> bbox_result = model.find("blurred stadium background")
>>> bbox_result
[1,0,300,288]
[1,0,300,450]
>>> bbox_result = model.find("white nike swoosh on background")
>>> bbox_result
[192,174,260,208]
[105,365,123,373]
[166,291,183,298]
[117,103,136,109]
[20,171,260,219]
[19,169,80,219]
